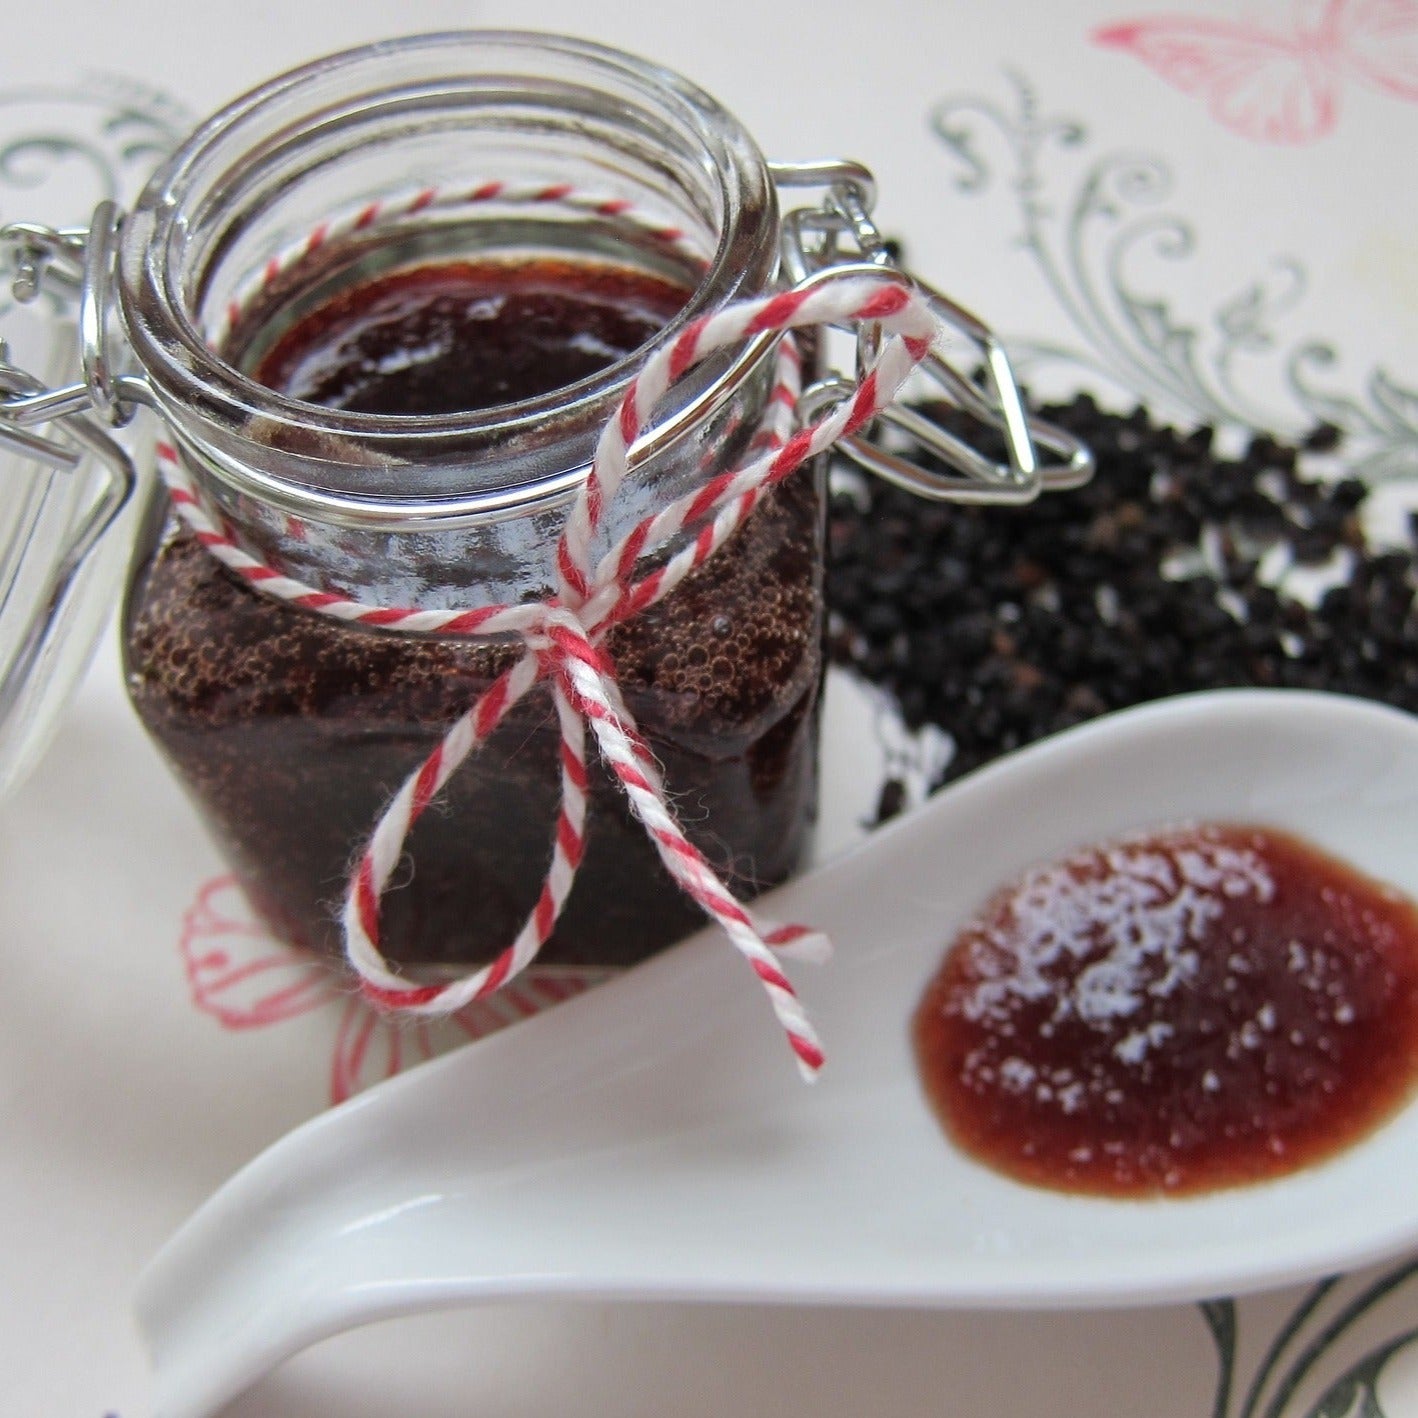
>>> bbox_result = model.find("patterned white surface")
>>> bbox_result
[0,1,1415,1413]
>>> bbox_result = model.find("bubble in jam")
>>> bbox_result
[913,823,1418,1196]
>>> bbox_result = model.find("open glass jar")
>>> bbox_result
[118,33,818,970]
[0,32,1090,982]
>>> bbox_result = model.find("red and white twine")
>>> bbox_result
[160,202,942,1079]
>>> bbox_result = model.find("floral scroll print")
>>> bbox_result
[1094,0,1418,144]
[928,70,1418,478]
[179,876,612,1104]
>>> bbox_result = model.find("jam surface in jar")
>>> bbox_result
[913,824,1418,1196]
[251,257,691,413]
[124,256,823,969]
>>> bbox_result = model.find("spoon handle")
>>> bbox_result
[136,1093,521,1418]
[135,938,791,1418]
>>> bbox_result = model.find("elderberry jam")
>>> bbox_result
[914,824,1418,1196]
[123,253,824,969]
[251,257,692,415]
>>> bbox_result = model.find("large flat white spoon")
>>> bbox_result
[137,689,1418,1418]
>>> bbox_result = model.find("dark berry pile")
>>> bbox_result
[827,395,1418,793]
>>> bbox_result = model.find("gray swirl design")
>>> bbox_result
[1198,1262,1418,1417]
[0,77,191,323]
[929,72,1418,479]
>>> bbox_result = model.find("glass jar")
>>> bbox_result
[0,31,1090,983]
[114,33,822,971]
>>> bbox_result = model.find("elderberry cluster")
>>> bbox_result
[827,395,1418,799]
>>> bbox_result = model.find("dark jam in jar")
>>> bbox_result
[913,824,1418,1196]
[250,258,692,414]
[123,257,824,969]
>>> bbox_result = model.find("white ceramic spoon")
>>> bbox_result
[137,689,1418,1418]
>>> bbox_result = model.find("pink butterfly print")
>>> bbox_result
[179,875,611,1104]
[1094,0,1418,143]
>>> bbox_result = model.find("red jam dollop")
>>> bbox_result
[913,823,1418,1196]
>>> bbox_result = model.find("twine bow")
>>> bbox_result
[158,266,940,1079]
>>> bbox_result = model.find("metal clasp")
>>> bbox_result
[0,203,142,694]
[0,351,138,737]
[0,201,151,471]
[770,159,1093,504]
[0,356,136,572]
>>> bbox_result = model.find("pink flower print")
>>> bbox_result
[180,875,613,1104]
[180,876,342,1028]
[1094,0,1418,143]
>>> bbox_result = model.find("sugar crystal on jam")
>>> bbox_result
[914,824,1418,1195]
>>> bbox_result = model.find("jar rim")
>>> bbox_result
[117,30,781,516]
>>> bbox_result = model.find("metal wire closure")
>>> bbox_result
[0,207,140,521]
[771,160,1094,503]
[0,356,136,733]
[0,203,150,471]
[0,211,140,761]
